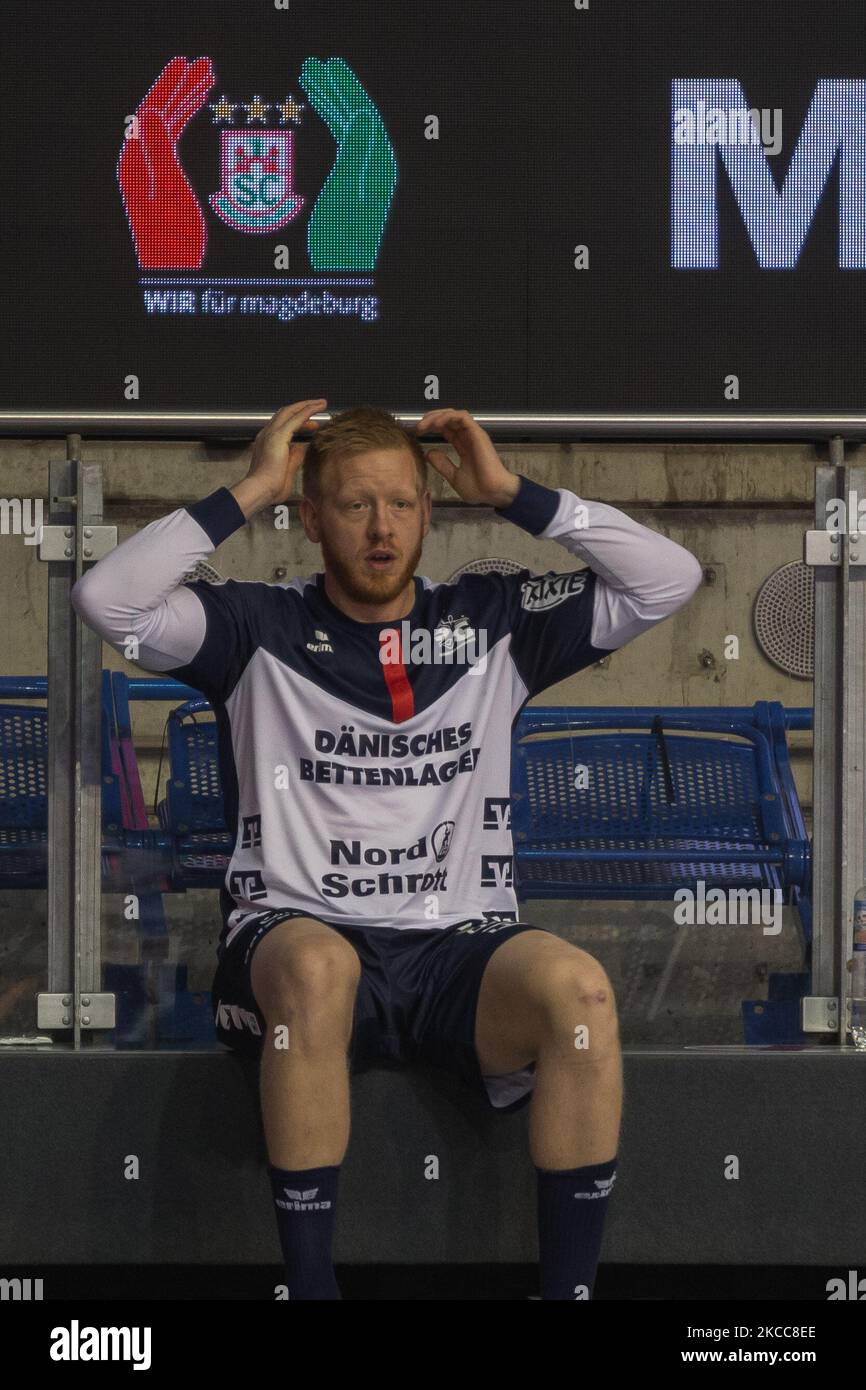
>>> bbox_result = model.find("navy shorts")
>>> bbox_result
[211,909,553,1114]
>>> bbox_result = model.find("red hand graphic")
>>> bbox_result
[118,56,215,269]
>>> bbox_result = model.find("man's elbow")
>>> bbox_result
[70,571,118,639]
[642,548,703,625]
[70,572,98,623]
[673,550,704,610]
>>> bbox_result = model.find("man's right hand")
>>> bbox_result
[231,399,328,518]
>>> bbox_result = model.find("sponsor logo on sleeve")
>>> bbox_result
[519,572,587,612]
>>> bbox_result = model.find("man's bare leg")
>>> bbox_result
[249,917,361,1299]
[474,929,622,1299]
[475,930,622,1167]
[250,917,361,1169]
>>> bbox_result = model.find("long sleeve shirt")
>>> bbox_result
[71,473,703,944]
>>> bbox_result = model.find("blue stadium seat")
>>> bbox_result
[0,672,123,887]
[511,705,810,922]
[155,695,233,887]
[510,703,813,1043]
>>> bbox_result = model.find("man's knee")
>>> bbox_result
[536,948,619,1039]
[250,919,361,1019]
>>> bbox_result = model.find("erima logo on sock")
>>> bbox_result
[276,1187,332,1212]
[574,1175,616,1199]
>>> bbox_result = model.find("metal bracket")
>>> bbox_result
[800,995,839,1033]
[38,523,116,562]
[804,528,866,567]
[36,993,117,1030]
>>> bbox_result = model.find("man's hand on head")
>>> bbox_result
[231,399,328,519]
[414,409,520,508]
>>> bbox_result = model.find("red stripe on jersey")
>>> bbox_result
[380,629,415,722]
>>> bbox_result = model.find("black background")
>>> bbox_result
[4,0,865,413]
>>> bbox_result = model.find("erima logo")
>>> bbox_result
[575,1175,616,1200]
[276,1187,332,1212]
[216,1000,262,1036]
[456,914,516,934]
[306,627,333,654]
[520,571,587,612]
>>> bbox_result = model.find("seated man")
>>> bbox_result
[71,398,702,1300]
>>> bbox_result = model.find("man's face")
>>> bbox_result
[300,446,431,607]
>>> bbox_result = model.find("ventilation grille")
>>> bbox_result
[753,561,814,680]
[446,556,530,583]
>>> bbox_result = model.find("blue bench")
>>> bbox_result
[511,703,811,930]
[152,690,233,887]
[0,672,123,888]
[511,701,812,1044]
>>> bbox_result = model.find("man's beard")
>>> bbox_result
[319,531,424,609]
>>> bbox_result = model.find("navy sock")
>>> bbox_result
[268,1163,342,1300]
[535,1155,618,1300]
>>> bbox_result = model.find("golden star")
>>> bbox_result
[244,95,271,123]
[276,96,306,125]
[208,95,237,124]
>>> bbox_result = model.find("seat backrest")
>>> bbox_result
[0,671,123,832]
[512,723,773,844]
[164,709,227,833]
[0,704,48,827]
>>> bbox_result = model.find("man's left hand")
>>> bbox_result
[414,409,520,508]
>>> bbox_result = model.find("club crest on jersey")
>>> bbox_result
[520,571,587,612]
[432,615,475,655]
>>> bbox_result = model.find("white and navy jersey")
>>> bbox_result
[71,474,702,943]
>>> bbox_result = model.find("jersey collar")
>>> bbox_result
[312,572,425,632]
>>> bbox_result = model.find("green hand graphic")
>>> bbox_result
[299,57,398,271]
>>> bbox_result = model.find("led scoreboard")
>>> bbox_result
[4,0,866,413]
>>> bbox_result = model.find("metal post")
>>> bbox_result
[38,439,114,1043]
[839,458,866,1042]
[73,457,107,1044]
[45,454,75,1005]
[806,440,866,1039]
